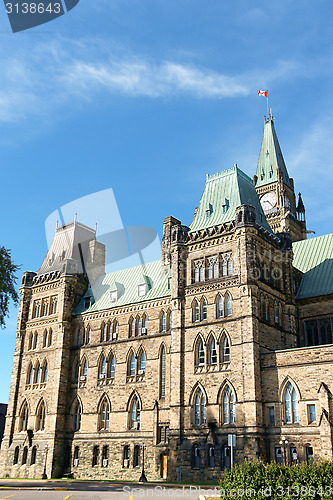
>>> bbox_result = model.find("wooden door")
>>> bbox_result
[161,454,168,479]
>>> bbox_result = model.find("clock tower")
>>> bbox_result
[254,115,307,242]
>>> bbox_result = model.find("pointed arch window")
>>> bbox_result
[31,445,37,465]
[86,327,91,344]
[284,382,299,423]
[20,402,29,431]
[196,339,205,366]
[217,295,224,318]
[36,400,46,431]
[222,385,235,424]
[159,345,166,399]
[109,355,115,379]
[123,445,130,467]
[227,259,233,275]
[139,351,146,373]
[208,446,215,468]
[81,359,88,377]
[128,352,136,377]
[201,298,207,321]
[194,388,206,426]
[192,444,201,469]
[209,337,217,365]
[35,363,41,384]
[43,330,48,348]
[73,401,82,431]
[13,446,19,465]
[99,398,110,431]
[222,259,227,276]
[168,311,172,330]
[27,364,34,385]
[74,361,79,383]
[22,446,28,465]
[99,356,107,379]
[129,396,141,429]
[193,300,200,322]
[41,361,48,383]
[226,293,232,317]
[113,321,118,338]
[92,445,99,467]
[76,328,81,346]
[136,317,142,336]
[143,314,148,330]
[48,329,53,347]
[130,318,135,337]
[161,311,166,332]
[133,445,140,468]
[33,332,38,350]
[222,336,230,363]
[28,333,33,351]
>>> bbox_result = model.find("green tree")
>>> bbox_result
[0,246,20,328]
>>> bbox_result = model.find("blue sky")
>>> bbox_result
[1,0,333,402]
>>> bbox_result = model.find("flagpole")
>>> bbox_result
[266,93,270,119]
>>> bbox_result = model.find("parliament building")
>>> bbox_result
[1,116,333,482]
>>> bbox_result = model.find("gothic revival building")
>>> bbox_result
[1,116,333,481]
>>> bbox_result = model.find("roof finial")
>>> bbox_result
[94,222,97,232]
[74,213,77,223]
[56,220,58,229]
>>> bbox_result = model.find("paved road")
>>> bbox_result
[0,484,219,500]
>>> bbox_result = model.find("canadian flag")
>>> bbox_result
[258,90,268,98]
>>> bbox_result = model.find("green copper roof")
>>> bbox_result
[189,166,272,232]
[74,260,171,315]
[293,233,333,299]
[255,118,292,189]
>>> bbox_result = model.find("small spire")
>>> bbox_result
[94,222,97,232]
[297,193,305,213]
[56,220,58,229]
[74,213,77,223]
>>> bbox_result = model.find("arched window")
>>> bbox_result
[20,402,29,431]
[161,312,166,332]
[73,446,79,466]
[92,445,99,467]
[193,300,200,322]
[209,337,217,365]
[138,351,145,374]
[113,321,118,339]
[73,400,82,431]
[136,317,142,336]
[222,336,230,363]
[208,446,215,468]
[159,345,166,399]
[217,295,224,318]
[13,446,19,465]
[168,311,172,330]
[143,315,148,331]
[27,364,34,385]
[194,388,206,426]
[86,327,91,344]
[48,329,53,347]
[222,259,227,276]
[192,445,201,469]
[102,445,109,467]
[128,352,136,377]
[76,328,81,346]
[201,298,207,321]
[123,446,130,468]
[133,445,140,467]
[36,400,46,431]
[99,397,110,431]
[74,362,79,383]
[28,333,33,350]
[31,445,37,465]
[81,359,88,378]
[109,355,115,379]
[129,395,141,429]
[225,293,232,317]
[196,339,205,366]
[22,446,28,465]
[99,356,107,379]
[41,361,48,383]
[284,382,299,423]
[43,330,48,348]
[35,363,41,384]
[129,318,135,337]
[222,385,235,424]
[33,332,38,350]
[227,259,233,275]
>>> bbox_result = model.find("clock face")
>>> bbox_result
[260,192,277,212]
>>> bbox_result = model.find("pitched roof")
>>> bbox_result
[255,117,292,189]
[293,233,333,299]
[189,166,272,232]
[74,260,171,315]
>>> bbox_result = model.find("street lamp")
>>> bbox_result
[42,443,49,479]
[279,436,289,466]
[139,441,147,482]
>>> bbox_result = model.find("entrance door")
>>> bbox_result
[161,454,168,479]
[222,446,231,470]
[275,447,282,465]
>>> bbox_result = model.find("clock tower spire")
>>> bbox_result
[254,116,307,242]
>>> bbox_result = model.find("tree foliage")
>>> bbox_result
[0,246,20,328]
[220,460,333,499]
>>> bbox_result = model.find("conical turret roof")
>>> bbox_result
[255,117,292,189]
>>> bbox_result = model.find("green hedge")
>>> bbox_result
[220,461,333,499]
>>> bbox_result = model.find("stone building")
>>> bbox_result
[0,115,332,481]
[0,404,7,449]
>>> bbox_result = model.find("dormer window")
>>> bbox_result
[84,297,91,309]
[138,284,147,297]
[60,250,66,261]
[110,290,117,303]
[206,203,213,218]
[261,174,264,181]
[222,198,229,214]
[167,277,171,290]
